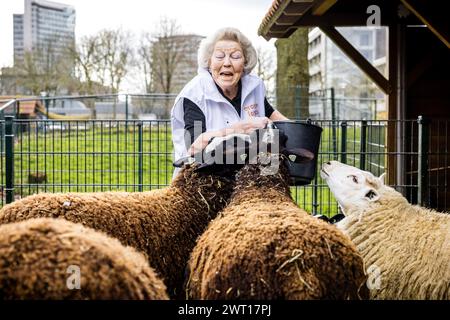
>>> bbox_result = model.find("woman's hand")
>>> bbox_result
[188,134,213,156]
[230,117,270,134]
[187,117,269,155]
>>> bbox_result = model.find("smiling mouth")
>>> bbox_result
[220,72,233,76]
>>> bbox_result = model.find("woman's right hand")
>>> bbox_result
[231,117,269,134]
[187,117,269,156]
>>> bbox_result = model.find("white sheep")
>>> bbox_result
[321,160,450,300]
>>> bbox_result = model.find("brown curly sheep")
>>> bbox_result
[0,218,168,299]
[0,164,234,299]
[186,154,369,300]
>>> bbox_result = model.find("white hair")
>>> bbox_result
[197,27,257,74]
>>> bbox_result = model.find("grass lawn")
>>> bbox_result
[12,123,173,197]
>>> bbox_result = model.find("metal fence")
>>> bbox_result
[294,118,449,214]
[0,94,179,121]
[2,91,384,122]
[271,87,386,120]
[1,116,448,216]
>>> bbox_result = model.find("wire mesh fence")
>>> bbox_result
[0,94,179,121]
[270,86,386,121]
[8,119,172,194]
[2,90,385,122]
[1,116,448,216]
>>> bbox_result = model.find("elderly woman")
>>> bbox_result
[171,27,288,175]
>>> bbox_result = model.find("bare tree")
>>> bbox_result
[16,52,42,95]
[15,35,74,96]
[136,32,154,93]
[68,29,134,118]
[255,46,276,96]
[69,34,98,95]
[134,17,203,97]
[6,29,134,98]
[0,66,20,95]
[93,29,134,94]
[150,17,189,94]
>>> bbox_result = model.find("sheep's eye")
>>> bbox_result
[347,175,358,183]
[365,190,377,199]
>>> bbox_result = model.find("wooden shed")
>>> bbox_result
[0,96,39,117]
[258,0,450,210]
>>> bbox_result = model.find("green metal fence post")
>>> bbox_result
[417,116,429,206]
[360,120,367,170]
[125,94,129,121]
[340,121,347,164]
[16,100,20,119]
[45,98,49,119]
[312,173,318,215]
[330,88,338,160]
[0,118,3,158]
[5,115,15,204]
[138,121,143,192]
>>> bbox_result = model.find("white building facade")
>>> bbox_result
[308,27,387,119]
[13,0,76,65]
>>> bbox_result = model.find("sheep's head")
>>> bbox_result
[244,126,314,177]
[320,161,386,212]
[231,128,313,197]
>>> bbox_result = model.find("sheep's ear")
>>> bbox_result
[282,148,315,164]
[378,173,386,185]
[365,189,380,202]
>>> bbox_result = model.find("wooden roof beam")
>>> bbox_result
[319,26,391,94]
[312,0,337,16]
[400,0,450,48]
[294,12,393,27]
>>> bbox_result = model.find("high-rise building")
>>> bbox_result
[308,27,387,119]
[13,14,25,64]
[13,0,76,66]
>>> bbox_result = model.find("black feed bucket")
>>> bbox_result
[273,120,323,186]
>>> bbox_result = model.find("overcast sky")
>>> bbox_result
[0,0,276,68]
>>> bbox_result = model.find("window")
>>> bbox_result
[360,49,372,61]
[360,33,370,46]
[375,28,386,59]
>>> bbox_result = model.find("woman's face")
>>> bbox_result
[209,40,245,92]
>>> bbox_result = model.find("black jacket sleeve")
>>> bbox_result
[183,98,206,146]
[264,97,275,118]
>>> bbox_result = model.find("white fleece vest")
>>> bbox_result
[171,69,266,176]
